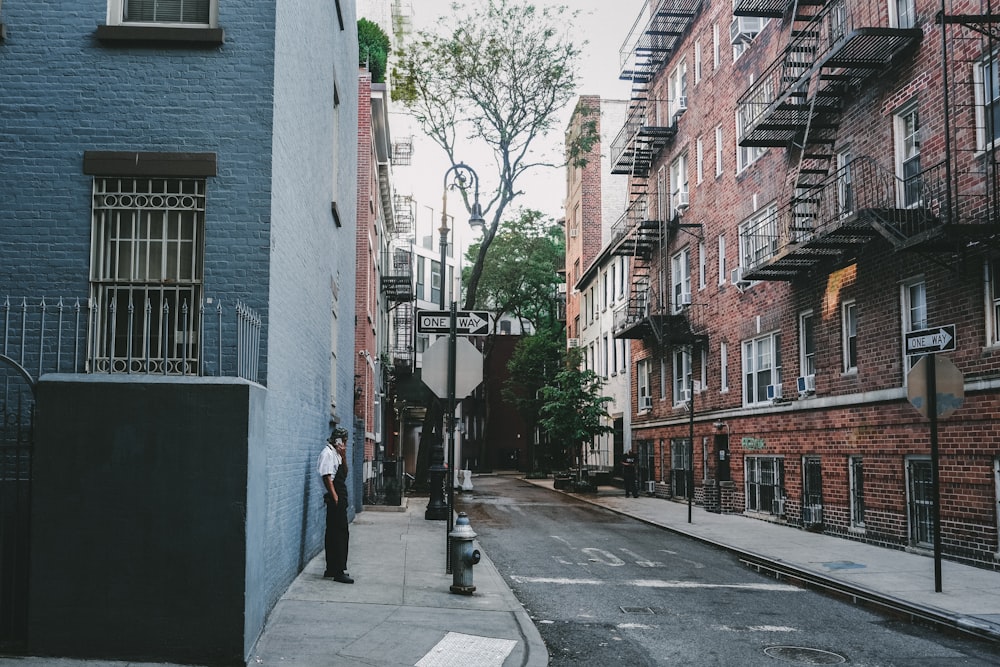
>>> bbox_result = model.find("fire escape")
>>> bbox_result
[382,193,415,375]
[610,0,705,346]
[734,0,928,281]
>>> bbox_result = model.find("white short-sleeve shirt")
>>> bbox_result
[317,441,342,486]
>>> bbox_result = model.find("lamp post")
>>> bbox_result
[425,162,485,522]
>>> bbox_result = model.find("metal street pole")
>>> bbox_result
[927,354,942,592]
[688,348,694,524]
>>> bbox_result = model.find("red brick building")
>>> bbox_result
[609,0,1000,568]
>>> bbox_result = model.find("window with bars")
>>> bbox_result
[849,456,865,528]
[89,177,205,374]
[670,438,691,497]
[746,456,784,514]
[114,0,213,25]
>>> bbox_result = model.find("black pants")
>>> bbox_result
[325,492,349,575]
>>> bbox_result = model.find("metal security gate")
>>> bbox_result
[0,356,34,650]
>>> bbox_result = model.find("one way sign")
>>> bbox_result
[905,324,956,356]
[417,310,490,335]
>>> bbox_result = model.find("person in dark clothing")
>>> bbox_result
[318,427,352,583]
[622,452,638,498]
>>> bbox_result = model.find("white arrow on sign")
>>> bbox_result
[905,325,955,355]
[456,312,487,334]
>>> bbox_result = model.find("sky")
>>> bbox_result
[389,0,645,234]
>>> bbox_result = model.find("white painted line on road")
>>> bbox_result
[620,548,664,567]
[717,625,799,632]
[509,575,802,592]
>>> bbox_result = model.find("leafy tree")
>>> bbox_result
[464,208,564,330]
[503,323,565,473]
[538,349,614,485]
[393,0,594,310]
[358,18,390,83]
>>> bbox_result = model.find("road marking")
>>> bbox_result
[509,576,802,592]
[582,547,625,566]
[620,548,664,567]
[717,625,798,632]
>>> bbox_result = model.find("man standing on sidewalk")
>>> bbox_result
[622,452,638,498]
[318,427,353,583]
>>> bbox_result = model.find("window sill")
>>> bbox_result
[96,24,225,46]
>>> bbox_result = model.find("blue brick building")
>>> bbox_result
[0,1,359,663]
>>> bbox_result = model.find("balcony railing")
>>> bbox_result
[619,0,703,82]
[0,295,262,384]
[740,157,946,280]
[736,0,921,148]
[610,99,679,176]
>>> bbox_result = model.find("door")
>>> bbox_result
[802,456,823,526]
[907,457,933,548]
[994,458,1000,555]
[0,357,34,649]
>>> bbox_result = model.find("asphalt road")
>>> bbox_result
[457,475,1000,666]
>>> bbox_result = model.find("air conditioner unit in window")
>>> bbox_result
[678,388,691,403]
[640,395,652,410]
[567,338,579,348]
[772,497,786,516]
[731,267,750,291]
[678,292,692,307]
[672,96,688,124]
[730,16,764,44]
[569,227,578,237]
[766,383,783,401]
[675,190,690,210]
[797,374,816,396]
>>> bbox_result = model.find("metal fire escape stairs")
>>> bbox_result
[610,0,703,345]
[735,0,923,280]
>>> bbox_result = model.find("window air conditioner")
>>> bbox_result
[678,292,692,307]
[678,388,691,403]
[731,267,750,290]
[567,338,579,348]
[796,374,816,395]
[672,96,688,124]
[772,497,786,515]
[731,16,764,44]
[675,190,690,210]
[640,394,653,410]
[766,383,783,401]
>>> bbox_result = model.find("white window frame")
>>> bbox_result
[799,310,816,378]
[743,331,781,405]
[637,359,652,411]
[712,22,721,70]
[696,137,704,184]
[894,102,922,208]
[842,299,858,373]
[891,0,917,29]
[673,348,692,406]
[715,125,724,177]
[108,0,218,27]
[660,358,668,400]
[901,278,927,372]
[717,234,727,287]
[698,240,706,290]
[671,246,691,313]
[737,95,768,172]
[837,149,854,216]
[694,40,703,84]
[720,341,729,393]
[738,203,779,271]
[668,60,689,121]
[974,51,1000,152]
[731,16,766,62]
[670,153,689,218]
[987,259,1000,347]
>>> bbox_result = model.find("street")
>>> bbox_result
[457,475,1000,666]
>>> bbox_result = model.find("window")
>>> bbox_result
[637,359,652,411]
[670,154,689,217]
[700,346,708,393]
[906,457,933,548]
[668,61,689,121]
[671,438,691,497]
[712,23,720,70]
[416,256,426,300]
[902,278,927,370]
[731,16,766,61]
[610,334,618,374]
[743,331,781,404]
[109,0,215,26]
[430,260,442,305]
[988,259,1000,346]
[660,358,668,400]
[802,456,823,525]
[715,125,724,177]
[603,335,610,378]
[720,341,729,392]
[837,150,854,216]
[673,348,691,406]
[893,0,917,28]
[849,456,865,528]
[717,234,727,286]
[975,52,1000,151]
[696,137,704,184]
[842,300,858,372]
[698,241,706,290]
[694,40,703,84]
[746,456,784,514]
[739,203,779,271]
[799,311,815,378]
[657,166,668,223]
[618,339,627,373]
[737,92,769,171]
[89,176,205,373]
[895,103,922,207]
[671,247,691,312]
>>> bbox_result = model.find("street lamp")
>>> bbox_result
[425,162,485,521]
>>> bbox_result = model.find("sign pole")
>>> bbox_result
[445,302,458,573]
[926,354,942,592]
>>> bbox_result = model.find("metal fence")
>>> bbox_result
[1,296,262,384]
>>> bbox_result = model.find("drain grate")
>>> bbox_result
[764,646,846,664]
[620,606,655,614]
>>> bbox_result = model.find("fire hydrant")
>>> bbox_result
[449,512,481,595]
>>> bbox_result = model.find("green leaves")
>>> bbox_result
[358,18,391,83]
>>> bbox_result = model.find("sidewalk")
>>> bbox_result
[525,477,1000,643]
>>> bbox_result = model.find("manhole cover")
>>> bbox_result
[764,646,847,664]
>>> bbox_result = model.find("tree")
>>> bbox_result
[503,323,565,473]
[394,0,594,310]
[358,18,390,83]
[463,208,564,330]
[538,349,614,486]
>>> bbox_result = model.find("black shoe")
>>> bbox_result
[333,574,354,584]
[323,571,350,579]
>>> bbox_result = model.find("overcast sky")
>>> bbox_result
[390,0,645,228]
